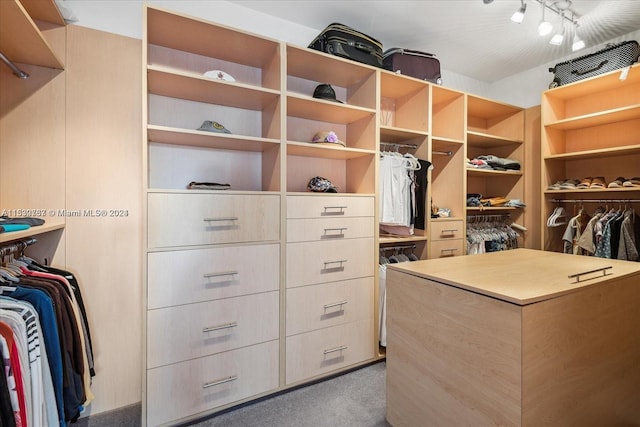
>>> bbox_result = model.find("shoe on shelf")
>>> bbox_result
[559,179,580,190]
[623,177,640,187]
[608,177,626,188]
[576,177,593,189]
[589,176,607,189]
[547,180,565,190]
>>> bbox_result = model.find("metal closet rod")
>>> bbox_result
[379,244,417,253]
[467,213,511,221]
[0,52,29,79]
[0,237,37,257]
[380,142,417,150]
[550,199,640,203]
[379,142,452,156]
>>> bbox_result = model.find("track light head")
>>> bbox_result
[572,33,585,51]
[511,1,527,23]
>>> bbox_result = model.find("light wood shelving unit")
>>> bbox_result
[141,5,530,425]
[541,63,640,252]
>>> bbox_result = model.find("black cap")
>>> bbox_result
[312,84,343,103]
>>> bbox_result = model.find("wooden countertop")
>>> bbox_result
[386,248,640,305]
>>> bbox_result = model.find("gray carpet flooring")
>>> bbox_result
[74,361,389,426]
[188,361,390,427]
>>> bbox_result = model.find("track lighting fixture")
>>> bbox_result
[505,0,584,49]
[511,0,526,23]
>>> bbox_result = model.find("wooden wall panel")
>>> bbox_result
[524,105,541,249]
[65,25,142,415]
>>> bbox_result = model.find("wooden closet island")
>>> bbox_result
[385,248,640,426]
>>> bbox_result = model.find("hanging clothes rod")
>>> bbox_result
[0,237,37,257]
[379,142,452,156]
[432,150,453,156]
[380,142,417,150]
[467,213,511,222]
[380,244,417,253]
[549,199,640,204]
[0,52,29,79]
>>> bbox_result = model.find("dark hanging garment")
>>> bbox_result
[0,354,17,427]
[414,159,432,230]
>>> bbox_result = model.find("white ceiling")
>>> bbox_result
[231,0,640,82]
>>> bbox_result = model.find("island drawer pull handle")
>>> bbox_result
[568,266,612,282]
[324,227,348,233]
[323,345,348,355]
[203,375,238,389]
[203,217,238,222]
[203,271,238,278]
[323,300,348,309]
[324,260,347,268]
[202,322,238,333]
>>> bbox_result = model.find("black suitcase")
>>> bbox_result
[383,48,442,84]
[308,23,384,68]
[548,40,640,88]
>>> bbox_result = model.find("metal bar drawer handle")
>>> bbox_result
[323,300,348,309]
[441,229,458,234]
[203,271,238,278]
[441,248,458,253]
[568,266,612,283]
[324,345,348,355]
[323,206,347,213]
[202,322,238,333]
[203,375,238,389]
[324,227,347,235]
[324,260,347,267]
[203,217,238,222]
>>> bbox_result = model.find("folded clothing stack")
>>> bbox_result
[467,155,521,172]
[466,194,526,208]
[0,215,45,233]
[187,181,231,190]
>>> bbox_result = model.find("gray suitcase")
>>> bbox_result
[548,40,640,88]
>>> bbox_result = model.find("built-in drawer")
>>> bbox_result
[147,291,279,368]
[429,238,464,259]
[287,195,374,219]
[285,319,374,385]
[147,243,279,309]
[287,217,374,243]
[430,219,464,240]
[286,238,374,288]
[286,277,373,336]
[146,340,279,427]
[147,193,280,248]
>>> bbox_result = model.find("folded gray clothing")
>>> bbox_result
[504,199,526,207]
[187,181,231,190]
[477,155,521,170]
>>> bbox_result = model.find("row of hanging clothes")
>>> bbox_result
[379,144,433,237]
[466,214,521,255]
[547,200,640,261]
[0,238,95,427]
[378,244,421,348]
